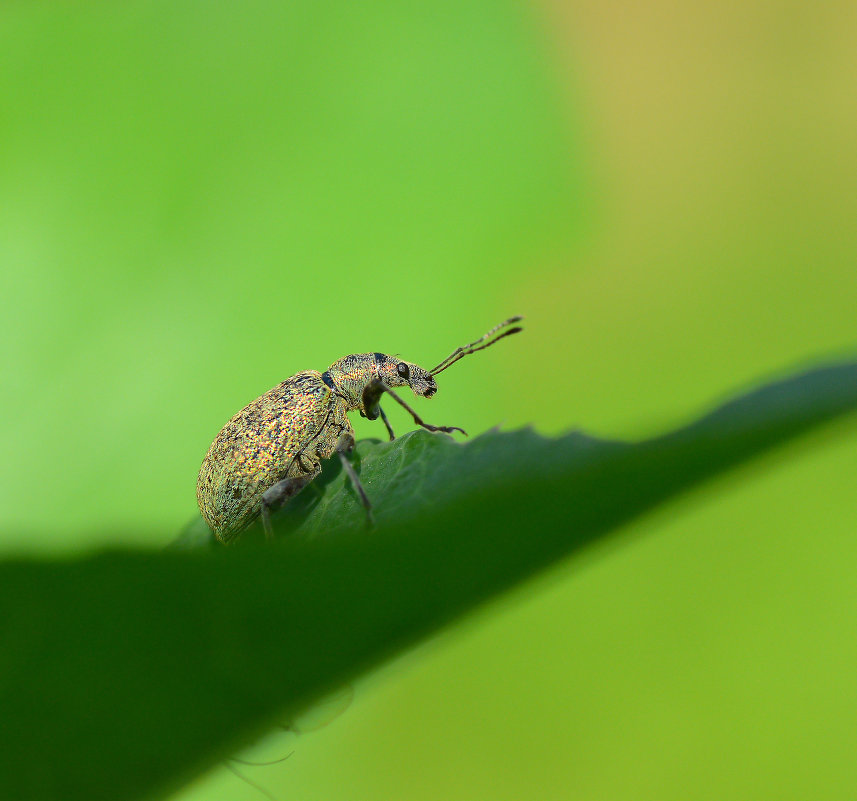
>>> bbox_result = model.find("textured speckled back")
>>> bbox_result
[196,371,345,540]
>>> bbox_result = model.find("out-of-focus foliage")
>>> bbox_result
[0,0,580,547]
[2,0,857,799]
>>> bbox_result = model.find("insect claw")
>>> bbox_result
[428,424,467,436]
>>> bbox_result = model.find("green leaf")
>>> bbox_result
[2,360,857,801]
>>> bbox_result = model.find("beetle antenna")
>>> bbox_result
[429,316,524,376]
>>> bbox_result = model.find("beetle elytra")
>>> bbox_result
[196,316,523,542]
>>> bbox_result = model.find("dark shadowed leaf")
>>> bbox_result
[1,360,857,801]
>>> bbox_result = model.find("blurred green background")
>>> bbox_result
[2,0,856,799]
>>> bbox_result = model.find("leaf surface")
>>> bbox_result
[3,360,857,801]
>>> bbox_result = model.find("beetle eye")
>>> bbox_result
[396,362,410,379]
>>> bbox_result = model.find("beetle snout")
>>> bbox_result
[407,366,436,398]
[420,376,437,397]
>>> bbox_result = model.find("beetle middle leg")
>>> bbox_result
[260,464,320,539]
[336,431,374,525]
[362,379,467,436]
[377,406,395,440]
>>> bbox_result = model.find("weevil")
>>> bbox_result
[196,317,523,542]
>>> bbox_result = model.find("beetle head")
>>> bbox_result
[326,318,522,410]
[375,356,437,398]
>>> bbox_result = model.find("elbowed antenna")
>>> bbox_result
[429,316,524,376]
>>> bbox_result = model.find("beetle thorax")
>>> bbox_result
[323,354,379,410]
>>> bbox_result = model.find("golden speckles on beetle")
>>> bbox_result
[197,317,523,542]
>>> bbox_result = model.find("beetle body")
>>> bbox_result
[197,371,344,539]
[197,319,522,542]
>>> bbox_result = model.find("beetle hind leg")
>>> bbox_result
[260,465,320,539]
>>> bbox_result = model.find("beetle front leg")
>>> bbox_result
[361,379,467,436]
[260,466,319,539]
[361,391,395,439]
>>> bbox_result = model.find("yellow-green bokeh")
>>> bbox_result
[2,0,856,799]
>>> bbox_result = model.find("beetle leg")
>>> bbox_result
[335,431,374,525]
[362,379,467,436]
[260,465,320,539]
[378,406,396,441]
[361,380,384,421]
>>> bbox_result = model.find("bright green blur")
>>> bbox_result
[0,0,581,547]
[1,0,856,800]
